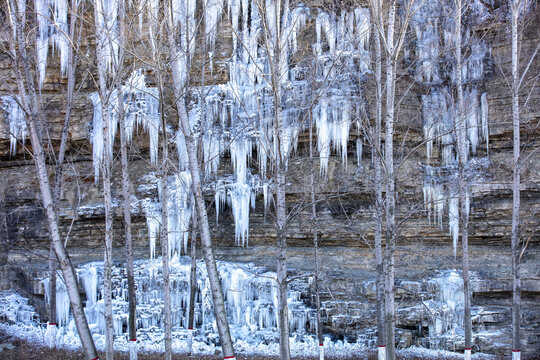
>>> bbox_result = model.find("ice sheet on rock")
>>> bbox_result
[1,96,27,157]
[0,290,38,325]
[39,258,316,347]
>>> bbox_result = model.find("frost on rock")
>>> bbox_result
[1,96,27,156]
[0,290,38,325]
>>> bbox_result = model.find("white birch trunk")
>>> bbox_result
[511,0,521,356]
[7,1,98,358]
[165,5,235,356]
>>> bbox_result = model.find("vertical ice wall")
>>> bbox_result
[52,259,316,345]
[424,270,465,347]
[413,0,492,254]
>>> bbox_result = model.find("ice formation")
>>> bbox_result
[94,0,119,74]
[44,258,315,346]
[91,71,161,182]
[1,96,27,156]
[0,290,38,325]
[43,272,71,326]
[140,173,194,259]
[424,271,465,348]
[414,0,491,253]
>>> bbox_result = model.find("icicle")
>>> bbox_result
[167,172,193,257]
[51,0,69,76]
[34,0,50,88]
[204,0,224,55]
[481,92,489,152]
[215,181,227,225]
[356,138,362,167]
[1,96,27,157]
[142,201,161,260]
[263,182,270,218]
[90,93,104,183]
[316,99,330,177]
[465,88,479,156]
[56,276,70,326]
[229,183,251,247]
[94,0,120,74]
[448,196,459,257]
[202,131,221,177]
[231,136,251,184]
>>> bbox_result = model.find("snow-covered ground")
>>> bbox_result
[0,289,496,358]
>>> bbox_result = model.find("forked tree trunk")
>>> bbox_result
[511,2,521,358]
[7,2,98,358]
[372,22,387,360]
[166,6,235,356]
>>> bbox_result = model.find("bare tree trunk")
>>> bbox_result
[276,166,290,360]
[454,2,472,357]
[371,18,387,360]
[156,75,172,360]
[188,214,198,355]
[47,245,57,347]
[92,0,116,356]
[384,4,397,359]
[7,2,98,358]
[308,112,323,360]
[48,0,80,347]
[112,1,137,358]
[118,79,137,360]
[101,96,115,360]
[165,4,235,358]
[511,2,521,358]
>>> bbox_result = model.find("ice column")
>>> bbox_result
[1,96,27,156]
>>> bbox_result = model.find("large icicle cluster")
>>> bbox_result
[424,270,465,347]
[91,70,160,183]
[1,96,27,156]
[140,173,194,259]
[313,7,370,175]
[31,0,71,88]
[413,0,491,254]
[45,259,315,345]
[42,272,71,327]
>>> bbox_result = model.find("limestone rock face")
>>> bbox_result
[0,2,539,357]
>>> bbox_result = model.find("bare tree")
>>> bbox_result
[369,0,414,358]
[508,0,540,358]
[164,0,236,358]
[2,1,99,359]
